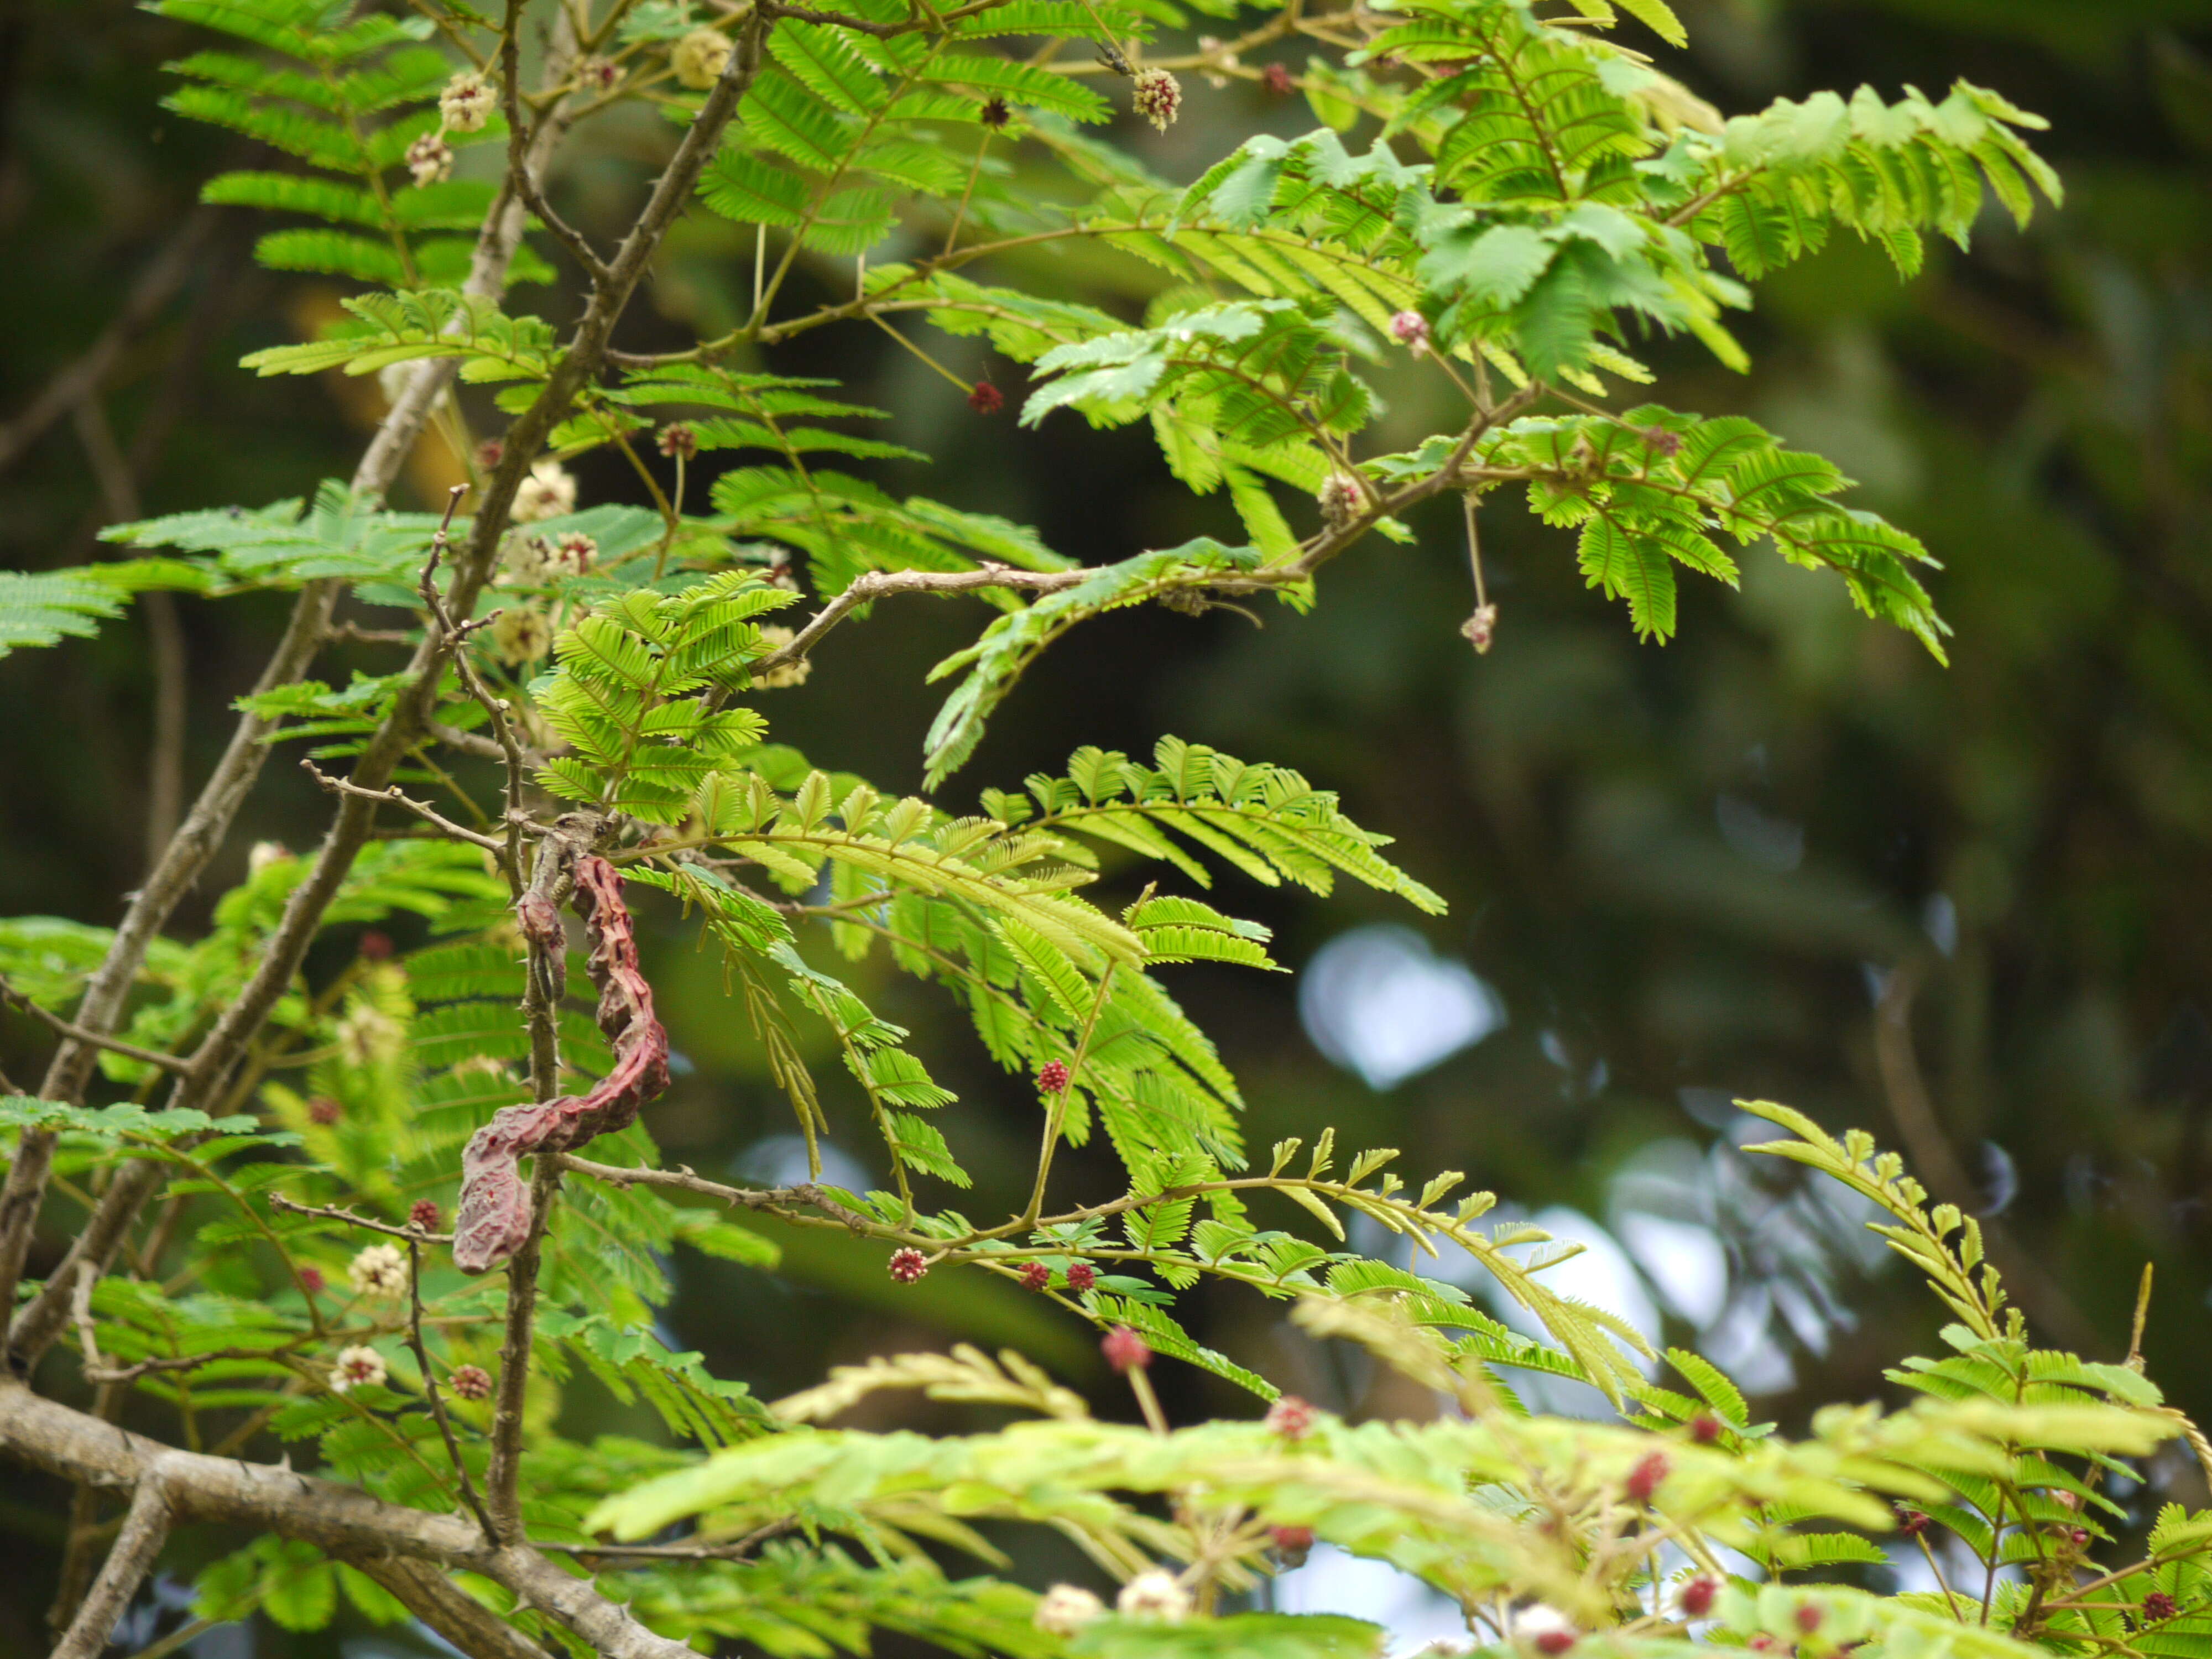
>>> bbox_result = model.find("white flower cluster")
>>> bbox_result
[348,1242,409,1300]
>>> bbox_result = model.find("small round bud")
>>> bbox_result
[1034,1584,1105,1635]
[1794,1604,1823,1634]
[1389,310,1431,353]
[450,1363,493,1401]
[1270,1525,1314,1567]
[405,132,453,187]
[2069,1527,2090,1547]
[1064,1260,1096,1293]
[888,1246,928,1283]
[672,27,733,90]
[331,1344,387,1392]
[1642,424,1684,458]
[307,1095,342,1125]
[656,421,698,461]
[1131,67,1181,133]
[1264,62,1293,96]
[1896,1506,1931,1536]
[1102,1324,1151,1373]
[1748,1635,1778,1652]
[2145,1593,2179,1624]
[358,930,394,961]
[1677,1577,1717,1620]
[409,1199,441,1232]
[979,96,1011,129]
[1265,1394,1316,1440]
[298,1266,325,1296]
[1688,1413,1724,1444]
[1019,1261,1051,1291]
[474,437,505,471]
[1513,1606,1577,1656]
[578,55,624,93]
[1037,1060,1071,1094]
[1117,1569,1191,1622]
[968,380,1004,415]
[1625,1450,1670,1505]
[439,72,495,133]
[1317,473,1361,530]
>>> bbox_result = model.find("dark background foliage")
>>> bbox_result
[6,0,2212,1648]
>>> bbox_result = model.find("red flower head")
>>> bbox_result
[1679,1578,1717,1620]
[1265,1394,1316,1441]
[1019,1262,1051,1291]
[474,437,504,471]
[1536,1636,1575,1656]
[2145,1594,2180,1624]
[359,930,394,961]
[1896,1507,1931,1536]
[656,421,698,461]
[450,1364,493,1401]
[410,1199,441,1232]
[307,1097,342,1126]
[1795,1604,1823,1634]
[299,1266,325,1296]
[1102,1324,1151,1373]
[1065,1261,1096,1293]
[1037,1060,1070,1094]
[1689,1413,1724,1444]
[1625,1451,1670,1505]
[1270,1525,1314,1566]
[968,381,1004,415]
[888,1247,928,1283]
[1263,62,1292,96]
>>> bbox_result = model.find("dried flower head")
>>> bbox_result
[1131,67,1181,132]
[656,421,698,461]
[1037,1060,1071,1093]
[440,72,495,133]
[980,96,1011,129]
[1270,1525,1315,1567]
[1676,1577,1718,1620]
[450,1363,493,1400]
[1102,1324,1151,1373]
[513,459,577,523]
[491,606,552,666]
[888,1246,928,1283]
[672,27,733,90]
[409,1199,441,1232]
[750,625,812,690]
[1317,473,1361,530]
[1117,1569,1192,1622]
[1390,309,1431,352]
[331,1344,387,1393]
[578,55,624,93]
[1265,1393,1316,1440]
[968,380,1004,415]
[1461,603,1498,654]
[406,132,453,187]
[1019,1261,1051,1291]
[1063,1260,1096,1293]
[306,1095,342,1126]
[348,1242,409,1300]
[1264,61,1293,96]
[1034,1584,1105,1635]
[1625,1451,1670,1505]
[248,840,294,876]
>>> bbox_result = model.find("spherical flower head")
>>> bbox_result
[1265,1393,1316,1440]
[1794,1604,1823,1634]
[475,437,505,472]
[888,1246,928,1283]
[248,839,295,877]
[1896,1506,1931,1536]
[1117,1569,1191,1623]
[1064,1260,1096,1293]
[336,1002,403,1068]
[1460,602,1498,655]
[349,1242,409,1300]
[980,95,1011,129]
[673,27,733,90]
[2069,1527,2091,1547]
[450,1363,493,1401]
[1512,1604,1577,1656]
[1688,1413,1724,1444]
[553,531,597,575]
[1389,309,1431,353]
[1317,473,1361,530]
[1034,1584,1105,1635]
[331,1344,387,1393]
[968,380,1004,415]
[406,132,453,187]
[513,459,577,523]
[1263,61,1293,96]
[578,55,624,93]
[1019,1261,1051,1291]
[409,1199,441,1232]
[491,606,552,667]
[1642,424,1683,458]
[1131,67,1181,133]
[1625,1450,1670,1505]
[1037,1060,1071,1094]
[306,1095,342,1126]
[440,72,495,133]
[1102,1324,1151,1373]
[2146,1593,2180,1624]
[358,930,393,961]
[750,625,813,690]
[1676,1577,1717,1620]
[298,1265,325,1296]
[656,421,698,461]
[1747,1635,1779,1652]
[1269,1525,1314,1567]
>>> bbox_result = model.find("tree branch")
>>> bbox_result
[0,976,191,1075]
[49,1463,173,1659]
[557,1154,877,1233]
[341,1554,556,1659]
[300,759,510,855]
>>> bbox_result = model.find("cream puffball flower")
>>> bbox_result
[348,1242,409,1300]
[1033,1584,1105,1635]
[331,1344,387,1392]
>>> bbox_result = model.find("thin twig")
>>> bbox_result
[268,1193,455,1245]
[0,976,191,1074]
[405,1235,497,1541]
[503,0,613,284]
[556,1154,877,1233]
[300,759,511,854]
